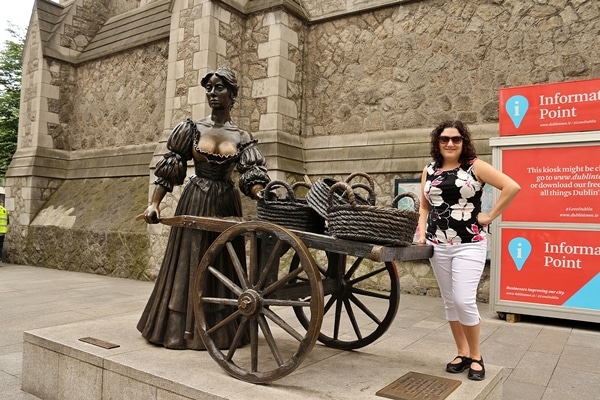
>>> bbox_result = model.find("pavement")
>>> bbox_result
[1,262,600,400]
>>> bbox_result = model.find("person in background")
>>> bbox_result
[0,202,7,263]
[137,67,270,350]
[418,120,520,380]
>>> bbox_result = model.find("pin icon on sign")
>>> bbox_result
[508,237,532,271]
[506,95,529,128]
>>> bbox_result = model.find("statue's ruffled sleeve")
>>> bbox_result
[153,119,195,192]
[237,140,270,197]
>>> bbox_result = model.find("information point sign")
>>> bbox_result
[500,229,600,310]
[499,78,600,136]
[493,78,600,323]
[501,146,600,224]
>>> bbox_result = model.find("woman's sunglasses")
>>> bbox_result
[439,135,463,144]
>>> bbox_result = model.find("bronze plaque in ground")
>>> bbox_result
[376,371,461,400]
[79,337,120,349]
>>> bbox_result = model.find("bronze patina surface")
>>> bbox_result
[376,371,461,400]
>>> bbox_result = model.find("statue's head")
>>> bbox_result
[201,67,239,105]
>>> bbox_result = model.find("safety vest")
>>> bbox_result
[0,206,7,234]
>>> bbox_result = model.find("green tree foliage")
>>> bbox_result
[0,25,24,178]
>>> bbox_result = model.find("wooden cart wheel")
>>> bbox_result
[291,253,400,350]
[192,221,324,383]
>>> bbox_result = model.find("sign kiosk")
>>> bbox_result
[490,78,600,323]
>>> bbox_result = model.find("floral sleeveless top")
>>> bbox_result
[423,158,486,245]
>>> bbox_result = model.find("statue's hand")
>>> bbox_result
[251,184,265,200]
[143,205,161,224]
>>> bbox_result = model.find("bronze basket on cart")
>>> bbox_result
[305,172,376,219]
[326,182,420,246]
[257,180,325,233]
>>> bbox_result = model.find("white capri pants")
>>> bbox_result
[429,240,487,326]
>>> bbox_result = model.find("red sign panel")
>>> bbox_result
[501,146,600,224]
[499,78,600,136]
[500,228,600,310]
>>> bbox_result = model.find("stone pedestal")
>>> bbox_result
[22,312,503,400]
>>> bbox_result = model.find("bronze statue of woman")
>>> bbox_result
[138,67,270,349]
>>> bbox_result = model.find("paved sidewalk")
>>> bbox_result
[1,262,600,399]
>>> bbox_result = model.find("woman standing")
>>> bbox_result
[418,120,520,380]
[138,67,270,350]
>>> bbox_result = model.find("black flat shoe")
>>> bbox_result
[446,355,471,373]
[468,358,485,381]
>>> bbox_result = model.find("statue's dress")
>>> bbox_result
[137,118,270,349]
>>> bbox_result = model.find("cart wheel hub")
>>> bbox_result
[339,278,351,296]
[238,290,261,316]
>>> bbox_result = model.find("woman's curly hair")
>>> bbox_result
[429,120,478,169]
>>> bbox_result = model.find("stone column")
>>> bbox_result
[6,11,62,227]
[256,12,298,133]
[253,9,305,181]
[163,0,226,133]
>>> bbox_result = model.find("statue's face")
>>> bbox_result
[204,75,233,110]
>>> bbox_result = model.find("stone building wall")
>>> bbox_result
[6,39,171,279]
[58,41,169,150]
[303,0,600,137]
[5,1,171,278]
[22,177,152,279]
[225,11,263,133]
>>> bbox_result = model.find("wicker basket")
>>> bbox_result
[326,182,420,246]
[306,172,376,219]
[257,180,325,233]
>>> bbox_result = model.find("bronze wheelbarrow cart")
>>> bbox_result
[156,215,433,384]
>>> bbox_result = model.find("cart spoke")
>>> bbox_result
[323,294,336,315]
[206,309,242,335]
[225,242,249,290]
[344,257,363,280]
[256,238,284,290]
[344,298,363,340]
[263,307,304,342]
[208,265,242,296]
[262,265,303,297]
[225,316,249,361]
[289,254,300,272]
[333,297,343,340]
[248,232,258,286]
[349,292,381,324]
[348,265,388,286]
[351,287,390,300]
[294,276,309,283]
[250,317,259,372]
[289,255,306,282]
[201,297,238,306]
[263,298,312,308]
[257,314,284,366]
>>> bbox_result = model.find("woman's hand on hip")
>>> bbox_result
[477,212,493,227]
